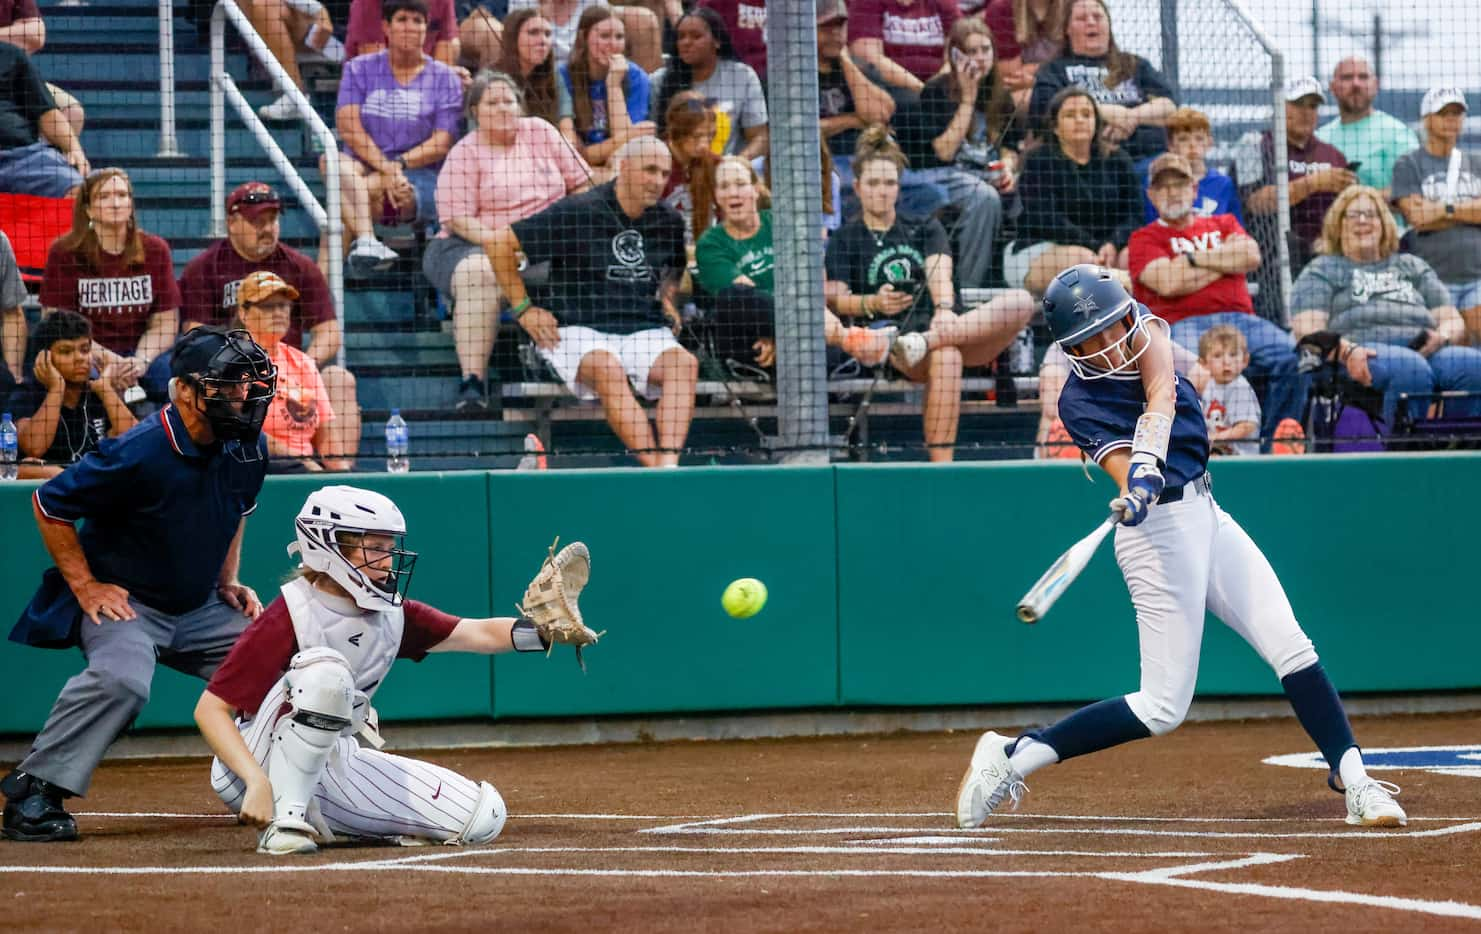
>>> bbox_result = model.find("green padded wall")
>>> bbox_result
[2,453,1478,737]
[834,453,1481,706]
[487,466,840,717]
[0,474,492,733]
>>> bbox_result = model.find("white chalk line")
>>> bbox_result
[21,811,1481,922]
[643,820,1481,841]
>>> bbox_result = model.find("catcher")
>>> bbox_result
[193,484,599,855]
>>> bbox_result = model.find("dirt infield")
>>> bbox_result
[4,711,1480,932]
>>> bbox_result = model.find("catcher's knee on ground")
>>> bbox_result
[451,781,507,845]
[268,648,354,829]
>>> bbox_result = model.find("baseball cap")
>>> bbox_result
[1421,86,1468,117]
[237,270,300,305]
[226,181,281,219]
[1284,76,1327,105]
[1147,152,1195,184]
[171,327,238,380]
[817,0,847,23]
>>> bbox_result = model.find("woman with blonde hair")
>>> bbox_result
[40,167,180,386]
[1290,186,1481,430]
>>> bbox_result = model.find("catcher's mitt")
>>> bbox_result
[518,538,604,671]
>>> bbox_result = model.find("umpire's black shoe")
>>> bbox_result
[1,770,79,842]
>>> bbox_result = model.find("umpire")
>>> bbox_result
[1,328,278,842]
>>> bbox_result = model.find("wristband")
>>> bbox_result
[511,617,549,652]
[511,296,532,318]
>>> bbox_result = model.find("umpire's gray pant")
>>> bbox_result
[19,595,250,796]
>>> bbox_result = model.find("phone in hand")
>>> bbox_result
[951,47,967,71]
[1346,160,1362,174]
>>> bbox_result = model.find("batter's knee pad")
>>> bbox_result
[452,781,507,846]
[267,649,354,827]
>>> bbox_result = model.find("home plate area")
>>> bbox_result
[416,809,1481,922]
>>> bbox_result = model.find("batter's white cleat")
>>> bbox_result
[1345,779,1407,827]
[955,731,1029,829]
[258,818,320,855]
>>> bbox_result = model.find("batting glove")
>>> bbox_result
[1126,458,1165,504]
[1109,491,1153,527]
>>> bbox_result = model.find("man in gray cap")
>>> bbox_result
[1245,75,1356,272]
[1393,88,1481,344]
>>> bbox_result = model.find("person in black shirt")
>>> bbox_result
[825,127,1035,463]
[1027,0,1174,162]
[0,42,87,197]
[1006,86,1141,295]
[489,136,698,467]
[895,18,1023,289]
[11,311,136,466]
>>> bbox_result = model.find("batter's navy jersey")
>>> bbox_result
[1058,371,1211,486]
[30,405,267,619]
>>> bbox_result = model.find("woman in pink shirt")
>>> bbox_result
[234,271,354,472]
[422,72,591,411]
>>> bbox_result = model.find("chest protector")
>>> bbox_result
[280,577,402,702]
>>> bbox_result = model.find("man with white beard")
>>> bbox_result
[1129,152,1306,445]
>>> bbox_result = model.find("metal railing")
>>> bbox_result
[209,0,344,350]
[156,0,182,157]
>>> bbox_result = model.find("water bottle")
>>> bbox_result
[384,409,410,473]
[0,413,18,481]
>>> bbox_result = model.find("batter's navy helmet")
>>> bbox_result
[1042,264,1159,379]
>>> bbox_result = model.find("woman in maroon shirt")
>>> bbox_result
[39,168,180,389]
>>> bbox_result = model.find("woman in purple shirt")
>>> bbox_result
[326,0,463,274]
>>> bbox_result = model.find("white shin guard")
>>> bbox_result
[267,650,354,830]
[452,781,508,845]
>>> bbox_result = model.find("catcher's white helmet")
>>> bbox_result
[288,485,418,610]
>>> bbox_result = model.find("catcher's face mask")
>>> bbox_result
[333,530,418,608]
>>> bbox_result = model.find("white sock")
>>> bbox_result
[305,26,345,63]
[1337,746,1369,789]
[1008,737,1059,778]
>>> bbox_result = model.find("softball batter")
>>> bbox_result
[955,265,1406,829]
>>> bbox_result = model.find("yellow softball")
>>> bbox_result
[721,578,768,618]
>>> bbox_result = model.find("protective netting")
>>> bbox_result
[0,0,1476,474]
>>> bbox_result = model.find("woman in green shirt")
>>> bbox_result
[695,155,898,372]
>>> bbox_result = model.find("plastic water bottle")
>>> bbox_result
[0,413,18,481]
[385,409,410,473]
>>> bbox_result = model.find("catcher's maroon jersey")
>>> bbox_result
[207,595,457,717]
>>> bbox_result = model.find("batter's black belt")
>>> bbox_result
[1157,471,1211,505]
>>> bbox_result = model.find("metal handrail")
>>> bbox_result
[1224,0,1294,326]
[157,0,182,157]
[209,0,344,354]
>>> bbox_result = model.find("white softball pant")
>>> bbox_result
[1113,480,1319,735]
[210,675,486,842]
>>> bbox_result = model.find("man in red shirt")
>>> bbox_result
[1131,152,1304,444]
[177,182,359,464]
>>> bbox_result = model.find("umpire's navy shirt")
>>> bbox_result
[34,404,268,616]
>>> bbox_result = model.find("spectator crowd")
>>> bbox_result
[3,0,1481,470]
